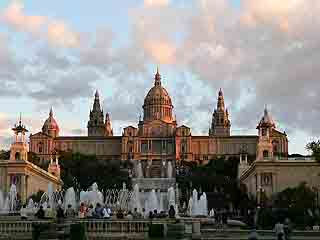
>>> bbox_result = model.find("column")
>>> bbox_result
[21,175,26,203]
[245,154,248,164]
[240,154,243,164]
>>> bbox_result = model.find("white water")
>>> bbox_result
[167,161,173,178]
[137,161,143,178]
[64,187,77,210]
[189,189,208,216]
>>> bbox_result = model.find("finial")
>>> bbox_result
[264,104,268,115]
[154,66,161,86]
[95,90,99,98]
[49,107,53,117]
[19,112,22,125]
[218,88,223,96]
[139,114,141,122]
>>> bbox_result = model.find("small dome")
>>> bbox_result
[42,108,60,135]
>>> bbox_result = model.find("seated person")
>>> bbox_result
[20,204,28,220]
[168,205,176,219]
[65,204,76,218]
[126,211,133,220]
[45,205,56,219]
[35,206,45,219]
[93,203,103,218]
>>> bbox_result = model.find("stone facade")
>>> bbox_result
[29,69,289,177]
[240,160,320,202]
[0,120,62,202]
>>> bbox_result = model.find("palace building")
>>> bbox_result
[29,69,289,180]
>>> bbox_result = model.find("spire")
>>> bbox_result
[92,90,102,112]
[154,66,161,86]
[19,112,22,125]
[104,112,113,136]
[49,107,53,118]
[217,88,225,111]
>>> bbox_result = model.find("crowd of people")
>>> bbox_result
[20,202,176,221]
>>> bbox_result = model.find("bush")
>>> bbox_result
[148,223,164,238]
[32,223,50,240]
[70,223,86,240]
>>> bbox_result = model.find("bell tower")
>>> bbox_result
[209,89,231,136]
[256,106,275,160]
[10,114,28,162]
[88,90,105,136]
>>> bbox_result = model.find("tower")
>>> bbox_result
[256,106,275,160]
[104,112,113,136]
[88,90,105,136]
[48,154,61,179]
[42,108,59,138]
[10,115,28,162]
[209,89,231,136]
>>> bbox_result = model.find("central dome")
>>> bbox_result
[143,69,174,123]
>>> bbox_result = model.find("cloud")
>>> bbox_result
[1,1,81,48]
[144,0,169,7]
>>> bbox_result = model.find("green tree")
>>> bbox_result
[306,140,320,162]
[274,182,316,209]
[0,150,10,160]
[59,151,129,190]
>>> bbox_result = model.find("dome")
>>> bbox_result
[42,108,60,137]
[142,69,174,123]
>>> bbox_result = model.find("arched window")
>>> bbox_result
[262,129,267,136]
[263,150,269,160]
[15,152,21,161]
[272,140,279,154]
[38,142,43,153]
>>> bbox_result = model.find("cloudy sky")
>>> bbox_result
[0,0,319,154]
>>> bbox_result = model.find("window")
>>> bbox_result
[141,141,148,153]
[38,143,43,153]
[262,129,267,136]
[152,140,162,153]
[263,150,269,159]
[203,155,208,161]
[15,152,21,161]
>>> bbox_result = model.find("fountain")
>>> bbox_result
[137,161,143,178]
[64,187,77,210]
[189,189,208,217]
[146,189,159,213]
[131,184,142,212]
[167,161,173,178]
[167,187,175,208]
[2,184,18,213]
[47,183,54,207]
[0,190,4,212]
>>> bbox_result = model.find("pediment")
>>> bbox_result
[30,132,51,138]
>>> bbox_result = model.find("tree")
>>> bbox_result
[274,182,316,209]
[58,151,129,191]
[0,150,10,160]
[176,156,247,210]
[306,140,320,162]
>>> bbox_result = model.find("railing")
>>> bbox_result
[81,220,149,233]
[0,220,50,233]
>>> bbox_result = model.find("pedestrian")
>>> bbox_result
[35,206,45,219]
[65,204,76,218]
[274,220,285,240]
[284,218,292,240]
[20,204,28,220]
[168,205,176,218]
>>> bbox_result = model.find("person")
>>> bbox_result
[148,211,154,220]
[56,204,65,223]
[283,218,292,240]
[79,202,87,219]
[248,229,259,240]
[168,205,176,218]
[116,210,124,219]
[102,207,110,219]
[142,208,147,219]
[65,204,76,219]
[45,205,56,219]
[20,204,28,220]
[87,204,94,218]
[126,211,133,220]
[133,208,141,219]
[35,206,45,219]
[274,220,285,240]
[94,203,103,218]
[153,209,158,218]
